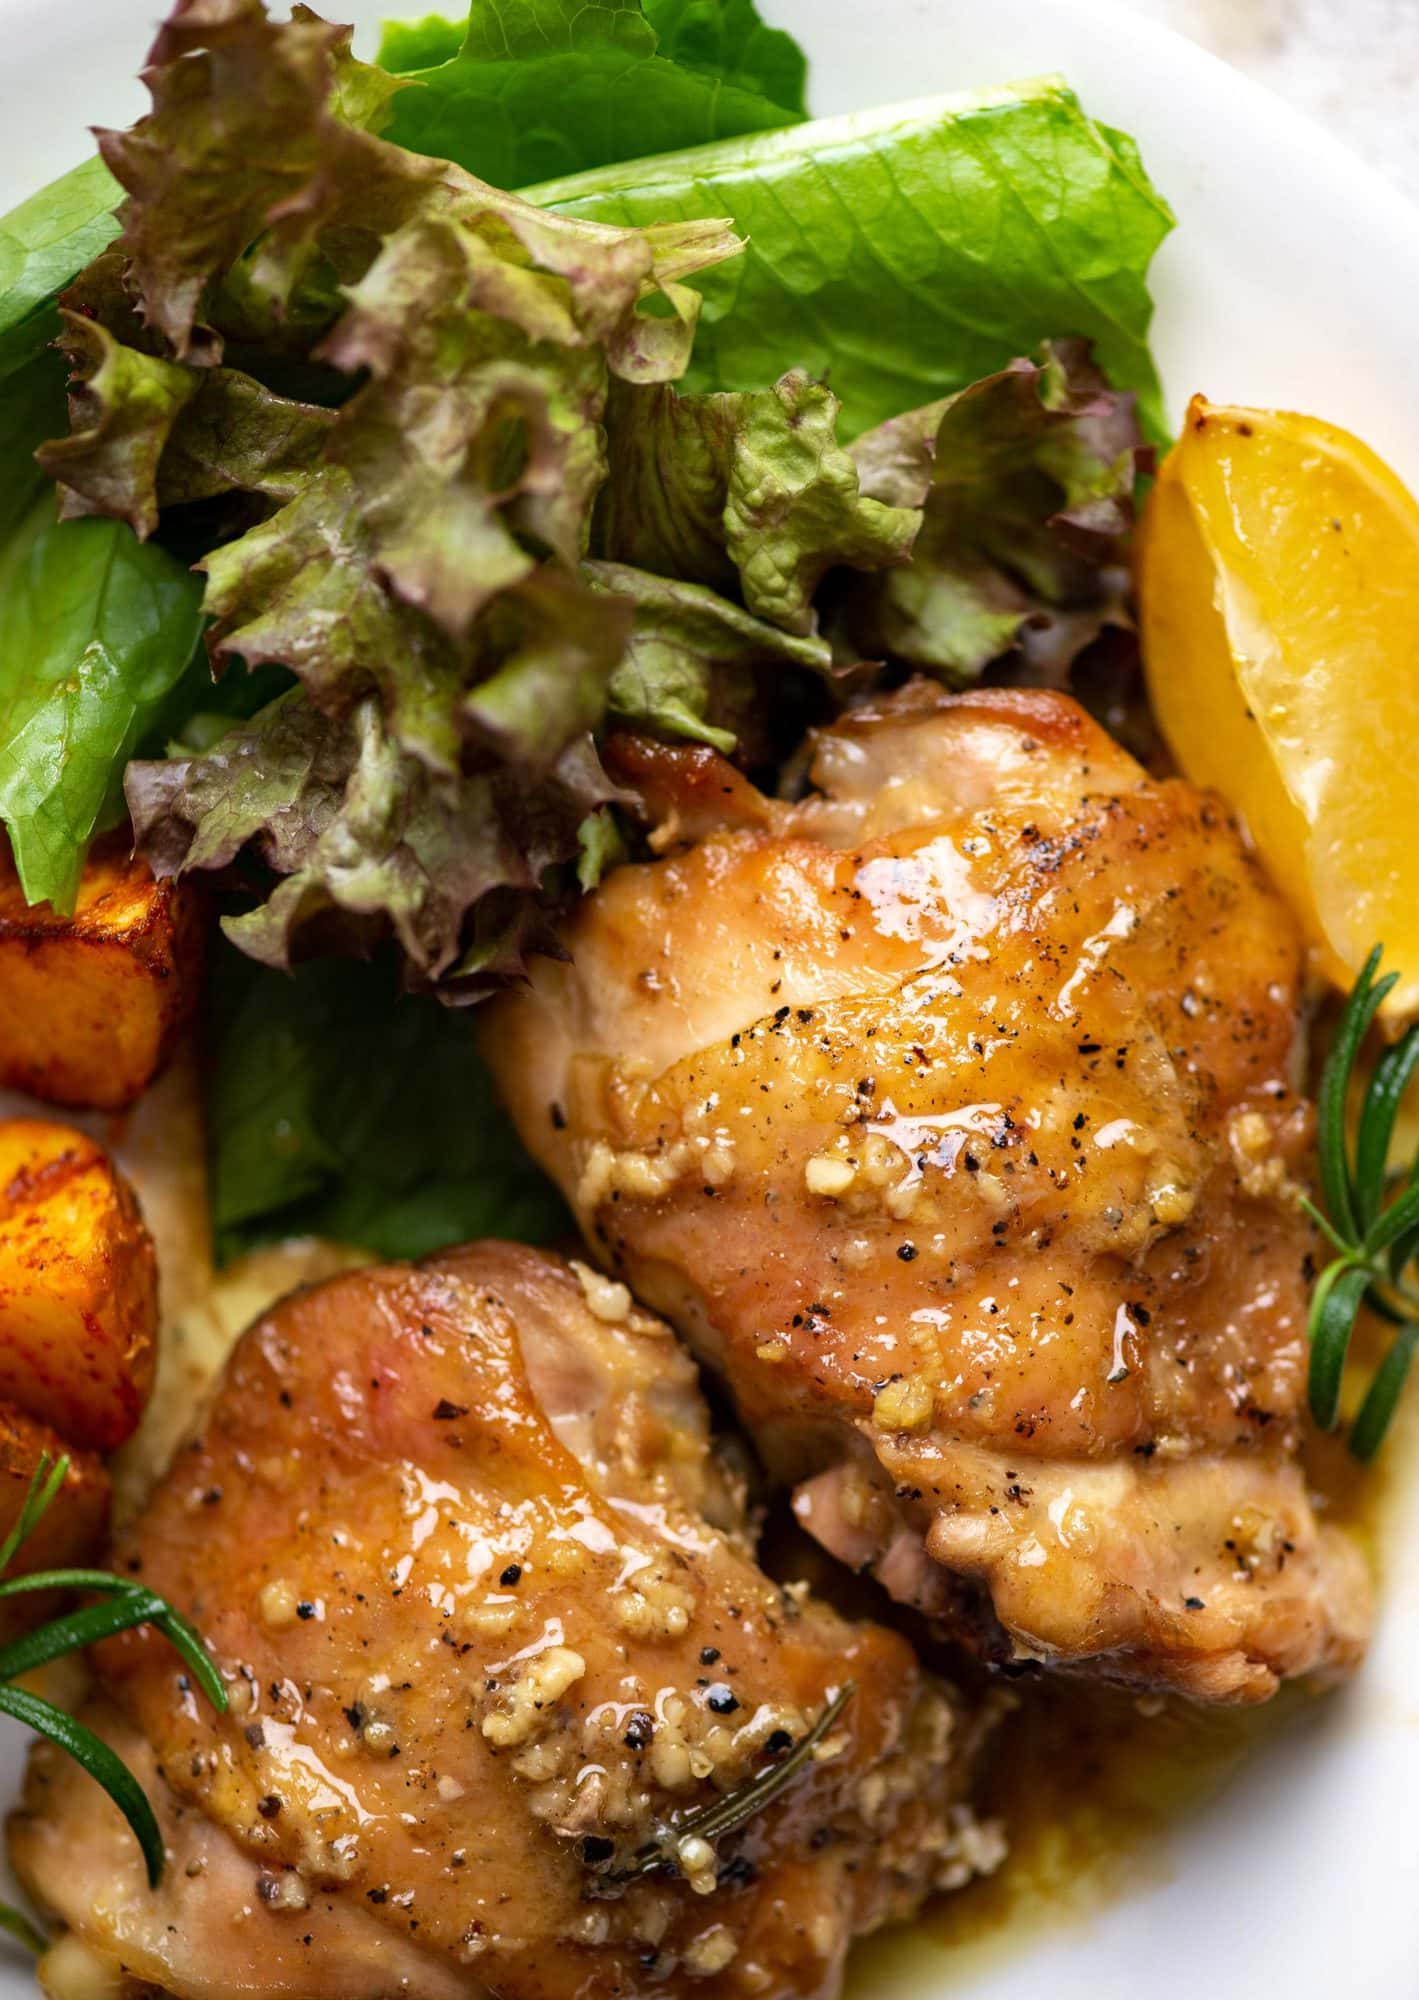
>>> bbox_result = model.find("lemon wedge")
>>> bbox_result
[1138,395,1419,1014]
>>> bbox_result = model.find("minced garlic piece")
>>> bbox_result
[612,1563,696,1640]
[676,1835,718,1897]
[650,1737,694,1790]
[572,1260,632,1323]
[1231,1110,1272,1155]
[872,1376,934,1432]
[1146,1164,1196,1227]
[258,1579,299,1629]
[577,1141,616,1210]
[1227,1108,1293,1199]
[481,1646,586,1748]
[258,1872,310,1913]
[464,1600,521,1639]
[884,1181,920,1222]
[934,1803,1008,1891]
[684,1924,738,1971]
[805,1154,856,1197]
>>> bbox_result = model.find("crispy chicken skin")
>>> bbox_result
[483,684,1371,1703]
[11,1243,998,2000]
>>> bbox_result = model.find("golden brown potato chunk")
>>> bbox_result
[0,834,202,1111]
[0,1121,157,1454]
[0,1404,110,1643]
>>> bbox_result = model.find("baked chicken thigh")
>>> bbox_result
[484,685,1370,1703]
[11,1242,997,2000]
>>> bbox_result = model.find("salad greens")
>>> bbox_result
[598,368,919,632]
[0,0,1172,1256]
[381,0,806,188]
[0,501,203,913]
[0,157,121,379]
[843,338,1144,680]
[207,946,568,1261]
[529,81,1174,441]
[0,352,65,542]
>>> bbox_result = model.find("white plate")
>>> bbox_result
[1,4,1418,1997]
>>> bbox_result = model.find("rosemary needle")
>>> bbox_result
[1305,945,1419,1459]
[596,1683,855,1885]
[0,1453,227,1902]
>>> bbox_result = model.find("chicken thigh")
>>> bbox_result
[11,1242,998,2000]
[484,684,1370,1703]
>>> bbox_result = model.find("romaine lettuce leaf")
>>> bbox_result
[0,157,121,379]
[645,0,805,111]
[526,80,1173,440]
[207,944,569,1262]
[378,14,464,73]
[0,339,204,912]
[0,498,204,912]
[382,0,806,110]
[380,0,804,190]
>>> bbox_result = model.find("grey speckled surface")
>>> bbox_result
[1114,0,1419,201]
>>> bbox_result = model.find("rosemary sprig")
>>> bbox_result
[596,1683,855,1886]
[0,1454,227,1901]
[1305,945,1419,1459]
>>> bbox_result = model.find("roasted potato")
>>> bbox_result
[0,834,202,1111]
[0,1405,109,1644]
[0,1122,158,1454]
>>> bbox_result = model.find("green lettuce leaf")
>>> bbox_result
[0,352,68,543]
[20,0,1169,1001]
[0,157,122,379]
[39,313,200,538]
[379,0,803,191]
[381,0,806,111]
[125,690,618,982]
[56,0,739,780]
[587,559,830,748]
[207,944,569,1262]
[596,369,915,633]
[93,0,410,362]
[526,80,1173,440]
[719,372,916,631]
[39,0,746,980]
[645,0,805,111]
[0,499,204,911]
[378,13,465,73]
[839,337,1147,682]
[575,802,627,888]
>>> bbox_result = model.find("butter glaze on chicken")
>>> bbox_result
[11,1243,998,2000]
[484,685,1370,1703]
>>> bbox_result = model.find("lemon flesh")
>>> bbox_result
[1139,397,1419,1014]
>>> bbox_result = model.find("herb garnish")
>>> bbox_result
[594,1682,854,1885]
[1305,946,1419,1458]
[0,1454,227,1917]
